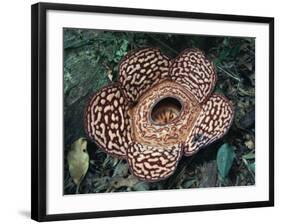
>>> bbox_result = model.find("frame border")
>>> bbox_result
[31,2,274,222]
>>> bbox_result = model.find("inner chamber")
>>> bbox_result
[150,97,183,125]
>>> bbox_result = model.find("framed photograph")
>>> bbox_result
[31,2,274,222]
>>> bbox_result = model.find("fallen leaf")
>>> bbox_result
[182,179,197,188]
[132,182,150,191]
[248,162,255,173]
[242,151,255,160]
[106,175,139,192]
[245,140,255,149]
[216,143,235,179]
[112,161,129,177]
[67,138,89,187]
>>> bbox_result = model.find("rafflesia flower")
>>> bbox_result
[84,48,234,182]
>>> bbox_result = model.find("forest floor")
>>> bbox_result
[63,29,255,194]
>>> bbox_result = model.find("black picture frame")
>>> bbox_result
[31,2,274,222]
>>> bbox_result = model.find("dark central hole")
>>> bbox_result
[150,97,183,125]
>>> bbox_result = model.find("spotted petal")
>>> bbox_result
[118,48,170,103]
[183,94,234,156]
[170,48,216,103]
[84,84,132,158]
[127,143,182,181]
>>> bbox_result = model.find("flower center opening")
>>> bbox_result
[150,97,183,125]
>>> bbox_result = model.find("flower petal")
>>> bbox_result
[183,94,234,156]
[84,84,132,158]
[118,48,170,103]
[170,48,216,103]
[127,143,182,181]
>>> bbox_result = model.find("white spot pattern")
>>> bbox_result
[170,48,216,103]
[84,84,132,158]
[183,94,234,156]
[127,143,182,181]
[119,48,170,103]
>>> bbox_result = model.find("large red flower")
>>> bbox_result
[84,48,234,182]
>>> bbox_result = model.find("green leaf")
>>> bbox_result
[216,143,235,179]
[182,179,197,188]
[132,182,150,191]
[242,151,255,160]
[248,162,255,173]
[214,85,224,94]
[223,37,230,46]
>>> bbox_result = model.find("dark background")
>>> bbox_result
[63,28,255,194]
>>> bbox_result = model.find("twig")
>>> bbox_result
[75,184,80,194]
[242,158,255,182]
[217,65,241,82]
[148,35,179,55]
